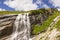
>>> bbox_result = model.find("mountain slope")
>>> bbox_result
[33,11,60,34]
[32,13,60,40]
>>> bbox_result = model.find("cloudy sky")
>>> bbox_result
[0,0,60,11]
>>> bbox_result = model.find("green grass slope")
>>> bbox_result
[53,20,60,30]
[33,11,60,34]
[0,11,20,14]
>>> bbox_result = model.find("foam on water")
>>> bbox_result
[11,13,31,40]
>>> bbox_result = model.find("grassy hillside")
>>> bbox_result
[0,8,57,14]
[0,11,20,14]
[33,17,60,40]
[0,11,28,14]
[53,19,60,30]
[33,11,60,34]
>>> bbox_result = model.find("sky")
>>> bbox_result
[0,0,60,11]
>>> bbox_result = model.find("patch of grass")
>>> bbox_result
[0,11,20,14]
[53,20,60,30]
[33,11,60,34]
[0,11,28,14]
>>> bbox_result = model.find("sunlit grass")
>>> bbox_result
[33,11,60,34]
[0,11,28,14]
[53,19,60,30]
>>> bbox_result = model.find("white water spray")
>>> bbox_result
[11,13,31,40]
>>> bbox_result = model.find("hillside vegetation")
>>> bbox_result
[33,15,60,40]
[0,8,57,14]
[0,8,59,35]
[33,11,60,34]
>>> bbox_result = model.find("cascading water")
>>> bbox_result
[11,13,31,40]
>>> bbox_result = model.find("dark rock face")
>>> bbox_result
[29,13,53,35]
[0,14,17,39]
[29,13,48,26]
[29,13,42,25]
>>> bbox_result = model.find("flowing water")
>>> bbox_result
[11,13,31,40]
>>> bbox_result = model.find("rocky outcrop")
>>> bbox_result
[32,28,60,40]
[32,15,60,40]
[0,14,17,39]
[29,13,52,26]
[29,13,52,35]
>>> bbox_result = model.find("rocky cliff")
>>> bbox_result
[0,14,17,39]
[32,15,60,40]
[0,12,53,40]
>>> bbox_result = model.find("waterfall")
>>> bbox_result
[11,13,31,40]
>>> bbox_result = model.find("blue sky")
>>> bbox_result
[0,0,60,11]
[0,0,15,10]
[33,0,54,8]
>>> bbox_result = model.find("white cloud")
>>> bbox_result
[4,0,37,11]
[57,8,60,11]
[35,0,60,8]
[0,8,6,11]
[35,0,49,8]
[35,0,42,4]
[50,0,60,7]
